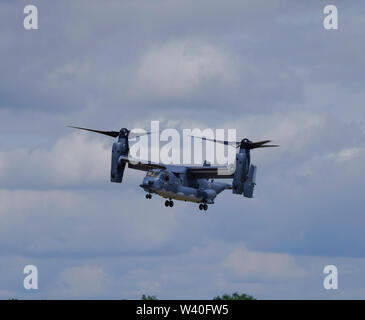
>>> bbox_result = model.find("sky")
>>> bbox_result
[0,0,365,299]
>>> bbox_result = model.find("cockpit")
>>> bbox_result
[145,170,170,182]
[146,169,161,178]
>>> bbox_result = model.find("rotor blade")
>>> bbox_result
[252,140,272,145]
[188,135,240,147]
[68,126,119,138]
[251,144,279,148]
[249,140,273,149]
[129,130,162,139]
[241,139,279,149]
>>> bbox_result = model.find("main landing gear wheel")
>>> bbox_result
[165,200,174,207]
[145,194,152,199]
[199,204,208,211]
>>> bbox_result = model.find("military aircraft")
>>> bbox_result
[69,126,278,211]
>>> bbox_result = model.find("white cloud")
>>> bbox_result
[223,245,306,281]
[132,40,237,99]
[313,147,364,164]
[292,145,365,185]
[336,147,363,163]
[0,188,179,256]
[0,132,110,188]
[4,240,365,300]
[55,265,110,298]
[219,111,326,167]
[264,113,324,153]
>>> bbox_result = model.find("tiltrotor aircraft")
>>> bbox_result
[69,126,278,211]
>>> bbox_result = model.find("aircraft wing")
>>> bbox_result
[120,155,234,178]
[186,165,234,179]
[119,155,166,172]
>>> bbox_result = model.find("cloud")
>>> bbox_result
[0,188,179,257]
[223,245,306,281]
[54,265,110,298]
[221,111,326,158]
[132,40,237,99]
[1,0,365,300]
[335,147,364,163]
[0,132,110,188]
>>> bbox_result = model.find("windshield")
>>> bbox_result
[146,170,160,177]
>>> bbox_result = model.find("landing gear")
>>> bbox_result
[145,193,152,199]
[199,203,208,211]
[165,199,174,207]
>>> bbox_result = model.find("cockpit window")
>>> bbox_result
[147,170,160,177]
[146,170,170,182]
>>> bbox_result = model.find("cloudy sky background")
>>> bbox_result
[1,0,365,299]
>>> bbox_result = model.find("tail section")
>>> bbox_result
[187,135,277,199]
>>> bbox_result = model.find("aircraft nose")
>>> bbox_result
[142,177,155,187]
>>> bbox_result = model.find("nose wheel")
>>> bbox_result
[199,203,208,211]
[145,193,152,199]
[165,200,174,207]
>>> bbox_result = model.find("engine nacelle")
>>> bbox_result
[111,139,128,183]
[243,165,257,198]
[232,152,249,194]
